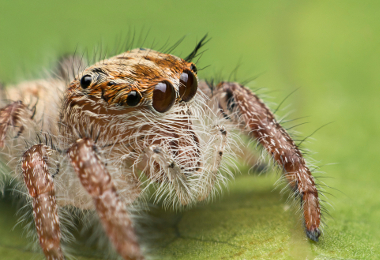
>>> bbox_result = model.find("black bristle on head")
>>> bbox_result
[90,125,94,139]
[49,134,53,148]
[36,134,41,144]
[73,127,83,139]
[164,36,185,54]
[185,34,210,62]
[95,130,101,143]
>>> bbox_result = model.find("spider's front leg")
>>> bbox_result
[205,81,321,241]
[21,144,64,260]
[67,138,143,260]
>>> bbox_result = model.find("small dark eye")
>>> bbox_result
[179,70,198,102]
[190,63,197,74]
[152,81,176,113]
[80,75,92,89]
[126,91,142,106]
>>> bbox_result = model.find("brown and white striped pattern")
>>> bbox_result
[21,144,64,260]
[67,138,143,260]
[214,82,321,241]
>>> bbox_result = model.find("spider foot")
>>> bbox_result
[306,228,321,242]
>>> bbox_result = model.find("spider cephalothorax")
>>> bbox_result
[0,39,322,260]
[59,48,233,208]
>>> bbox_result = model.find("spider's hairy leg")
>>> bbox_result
[21,144,64,260]
[199,81,263,172]
[142,144,193,206]
[0,101,34,147]
[67,138,144,260]
[212,82,321,241]
[197,125,227,201]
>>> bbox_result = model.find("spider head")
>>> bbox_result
[61,49,226,206]
[65,49,198,115]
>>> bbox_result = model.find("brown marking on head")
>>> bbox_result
[64,49,197,115]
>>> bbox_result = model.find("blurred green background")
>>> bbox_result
[0,0,379,259]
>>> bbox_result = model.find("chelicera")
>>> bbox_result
[0,37,322,260]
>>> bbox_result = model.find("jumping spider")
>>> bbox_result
[0,37,321,260]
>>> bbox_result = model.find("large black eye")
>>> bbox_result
[179,70,198,102]
[80,75,92,89]
[126,91,142,106]
[152,81,176,113]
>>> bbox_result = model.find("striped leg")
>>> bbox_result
[208,81,321,241]
[67,138,143,260]
[21,144,64,260]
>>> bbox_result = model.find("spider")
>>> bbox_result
[0,37,322,260]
